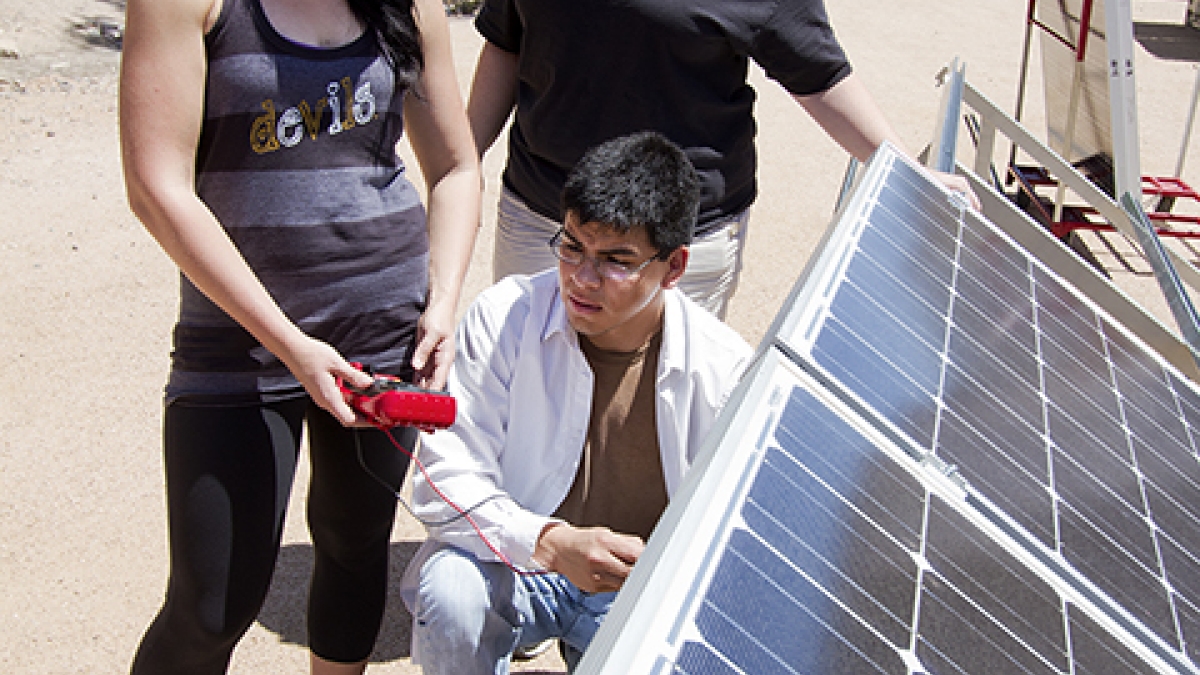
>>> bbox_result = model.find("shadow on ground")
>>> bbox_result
[256,540,421,662]
[1134,21,1200,62]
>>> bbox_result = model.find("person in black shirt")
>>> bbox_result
[467,0,977,319]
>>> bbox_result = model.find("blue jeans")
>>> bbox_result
[406,543,616,675]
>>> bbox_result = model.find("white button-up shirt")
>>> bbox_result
[403,269,753,574]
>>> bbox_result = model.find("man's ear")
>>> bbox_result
[661,246,688,289]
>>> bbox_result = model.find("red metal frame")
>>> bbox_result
[1010,164,1200,240]
[1014,0,1200,241]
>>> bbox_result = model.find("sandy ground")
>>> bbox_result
[2,0,1199,672]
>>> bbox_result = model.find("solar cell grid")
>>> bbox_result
[1069,606,1160,675]
[577,146,1200,675]
[941,367,1042,468]
[813,318,939,447]
[918,486,1081,675]
[780,152,1200,669]
[945,325,1041,423]
[1142,453,1200,526]
[1057,503,1176,641]
[835,281,943,395]
[957,248,1032,327]
[1051,448,1150,558]
[664,378,1168,675]
[1170,372,1200,443]
[864,204,956,290]
[1043,372,1124,461]
[676,384,922,674]
[922,498,1066,670]
[1160,534,1200,611]
[846,252,947,349]
[937,411,1056,547]
[1176,598,1200,665]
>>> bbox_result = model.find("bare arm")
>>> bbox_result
[466,41,519,158]
[795,73,978,208]
[404,0,483,389]
[794,72,902,163]
[119,0,371,423]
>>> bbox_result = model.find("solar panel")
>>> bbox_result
[577,144,1200,674]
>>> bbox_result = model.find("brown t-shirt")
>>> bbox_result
[553,329,668,541]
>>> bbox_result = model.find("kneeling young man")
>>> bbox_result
[401,132,753,674]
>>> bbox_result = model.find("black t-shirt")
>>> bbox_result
[476,0,852,233]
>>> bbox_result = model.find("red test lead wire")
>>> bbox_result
[368,421,549,577]
[340,363,547,576]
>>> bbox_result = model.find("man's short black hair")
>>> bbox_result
[561,131,699,253]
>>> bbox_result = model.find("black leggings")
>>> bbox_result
[130,396,414,674]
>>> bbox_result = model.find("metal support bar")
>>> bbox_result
[1122,192,1200,370]
[931,59,966,174]
[1106,0,1143,202]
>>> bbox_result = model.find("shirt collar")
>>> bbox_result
[658,287,687,377]
[537,269,687,378]
[537,270,573,345]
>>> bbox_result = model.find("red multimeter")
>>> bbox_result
[338,363,456,432]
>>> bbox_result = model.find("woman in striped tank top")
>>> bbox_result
[119,0,480,671]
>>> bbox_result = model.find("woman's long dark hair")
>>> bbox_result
[347,0,423,88]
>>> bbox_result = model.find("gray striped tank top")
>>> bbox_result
[167,0,428,401]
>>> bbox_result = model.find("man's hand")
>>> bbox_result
[533,522,645,593]
[412,302,456,391]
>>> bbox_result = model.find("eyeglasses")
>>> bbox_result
[548,228,666,283]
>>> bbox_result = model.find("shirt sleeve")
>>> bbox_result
[408,282,552,571]
[475,0,523,54]
[748,0,853,96]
